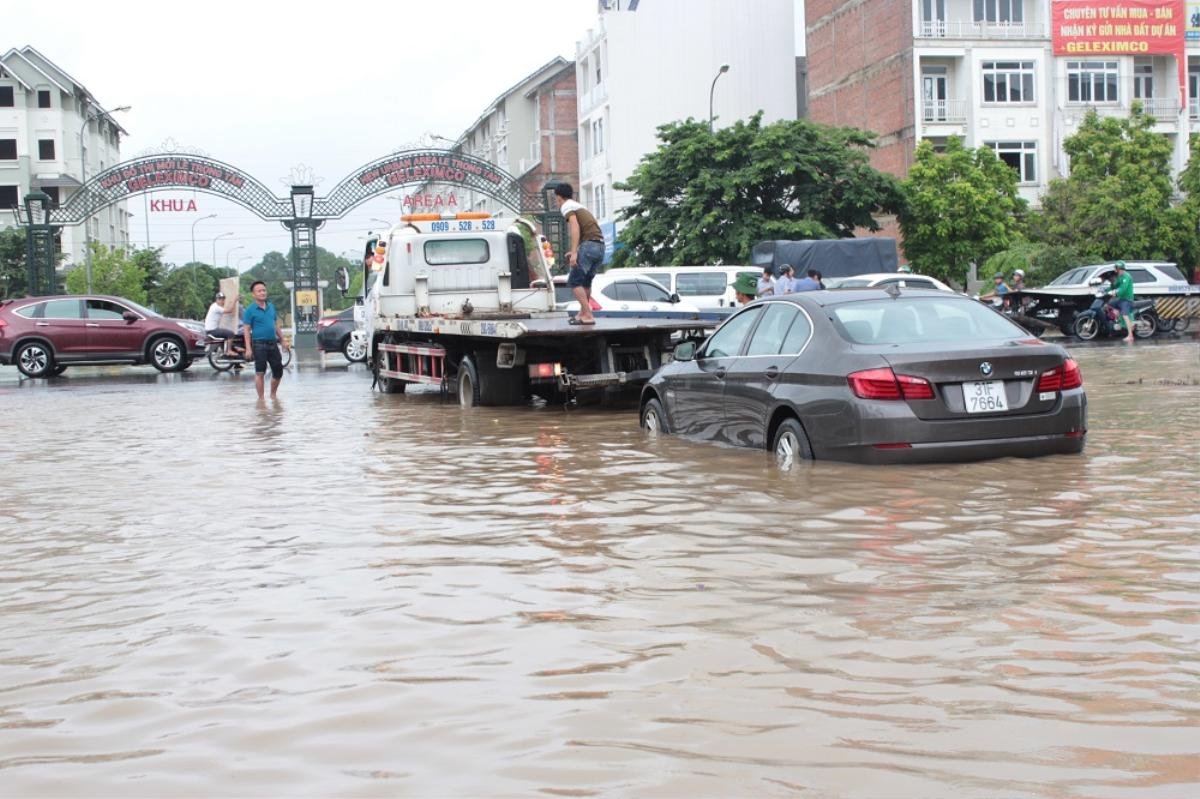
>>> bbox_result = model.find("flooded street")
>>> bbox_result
[0,339,1197,797]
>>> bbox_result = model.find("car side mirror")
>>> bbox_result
[669,292,681,303]
[673,341,696,361]
[334,266,350,296]
[122,311,138,323]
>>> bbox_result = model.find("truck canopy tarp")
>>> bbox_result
[752,238,899,279]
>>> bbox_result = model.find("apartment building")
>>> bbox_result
[807,0,1199,206]
[0,46,129,267]
[435,57,578,217]
[577,0,801,255]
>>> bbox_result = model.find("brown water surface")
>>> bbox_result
[0,340,1197,797]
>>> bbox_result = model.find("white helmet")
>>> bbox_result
[1013,268,1025,277]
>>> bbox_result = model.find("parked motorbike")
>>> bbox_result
[1071,280,1156,341]
[206,333,293,371]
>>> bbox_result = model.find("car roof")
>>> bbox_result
[748,287,957,309]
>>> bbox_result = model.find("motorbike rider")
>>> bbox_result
[1110,260,1136,342]
[1010,268,1026,292]
[204,292,238,358]
[978,272,1010,304]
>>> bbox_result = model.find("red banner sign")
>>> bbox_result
[1052,0,1187,106]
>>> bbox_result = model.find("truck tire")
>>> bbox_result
[374,348,406,394]
[458,352,526,407]
[457,356,481,407]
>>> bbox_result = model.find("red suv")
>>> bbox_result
[0,295,208,378]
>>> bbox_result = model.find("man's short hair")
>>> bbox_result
[807,269,819,278]
[250,280,266,291]
[553,183,574,200]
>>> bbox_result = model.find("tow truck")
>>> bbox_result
[342,212,712,406]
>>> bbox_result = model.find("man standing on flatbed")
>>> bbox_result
[554,183,605,326]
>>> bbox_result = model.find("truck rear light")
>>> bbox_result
[528,362,562,379]
[848,368,934,400]
[1038,358,1083,392]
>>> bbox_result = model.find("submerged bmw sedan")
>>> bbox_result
[639,289,1087,465]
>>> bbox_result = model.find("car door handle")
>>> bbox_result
[85,323,100,327]
[35,322,50,326]
[714,367,727,379]
[765,366,780,379]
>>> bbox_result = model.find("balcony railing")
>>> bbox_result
[918,20,1046,38]
[1140,98,1184,120]
[921,99,969,123]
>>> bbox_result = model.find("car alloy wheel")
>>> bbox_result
[16,342,53,378]
[343,336,368,363]
[150,336,184,372]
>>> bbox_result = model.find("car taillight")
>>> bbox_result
[848,368,934,401]
[1038,358,1083,392]
[317,318,335,329]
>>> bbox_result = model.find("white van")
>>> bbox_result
[611,266,753,309]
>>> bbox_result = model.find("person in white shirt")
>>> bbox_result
[757,266,776,298]
[204,292,238,357]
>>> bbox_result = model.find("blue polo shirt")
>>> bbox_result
[243,302,278,341]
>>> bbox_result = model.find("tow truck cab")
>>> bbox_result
[364,212,556,319]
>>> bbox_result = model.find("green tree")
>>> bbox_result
[1175,134,1200,277]
[133,247,168,300]
[899,137,1027,285]
[611,113,903,266]
[64,243,148,303]
[981,241,1086,288]
[1029,106,1189,265]
[0,228,26,298]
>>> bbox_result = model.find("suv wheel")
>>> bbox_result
[149,336,185,372]
[15,341,54,378]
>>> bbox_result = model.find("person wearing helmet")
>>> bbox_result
[978,272,1010,304]
[1111,260,1136,342]
[1010,268,1026,292]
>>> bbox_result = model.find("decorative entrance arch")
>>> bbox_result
[23,148,561,333]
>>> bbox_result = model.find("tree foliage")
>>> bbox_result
[64,243,148,303]
[1028,106,1192,266]
[982,241,1086,287]
[898,137,1027,285]
[0,228,26,299]
[611,113,904,266]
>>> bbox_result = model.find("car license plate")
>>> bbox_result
[964,380,1008,413]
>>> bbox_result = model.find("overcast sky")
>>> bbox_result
[10,0,606,270]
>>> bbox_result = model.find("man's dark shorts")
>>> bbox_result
[253,339,283,378]
[1111,298,1133,316]
[568,240,605,289]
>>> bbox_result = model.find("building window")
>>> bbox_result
[0,139,16,160]
[592,118,605,156]
[38,90,51,108]
[0,185,17,208]
[0,86,13,107]
[594,54,602,86]
[974,0,1023,22]
[982,61,1035,103]
[1190,68,1199,119]
[38,139,55,160]
[987,140,1037,183]
[1067,61,1119,103]
[593,183,607,219]
[1133,59,1154,100]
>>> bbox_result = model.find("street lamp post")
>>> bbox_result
[224,245,245,268]
[190,213,217,266]
[708,63,730,132]
[79,104,131,292]
[23,191,57,295]
[211,232,234,269]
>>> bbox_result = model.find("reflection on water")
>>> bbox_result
[0,343,1197,797]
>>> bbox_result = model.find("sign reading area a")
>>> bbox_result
[1052,0,1187,105]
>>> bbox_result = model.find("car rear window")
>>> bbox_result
[1129,269,1155,283]
[676,272,728,296]
[13,303,40,318]
[1158,265,1186,281]
[640,272,671,290]
[832,297,1025,344]
[1050,268,1089,285]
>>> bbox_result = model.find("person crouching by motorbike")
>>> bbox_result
[204,292,238,358]
[1110,261,1136,342]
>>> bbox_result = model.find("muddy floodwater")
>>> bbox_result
[0,339,1197,798]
